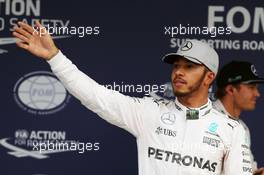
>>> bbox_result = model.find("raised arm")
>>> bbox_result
[13,21,155,137]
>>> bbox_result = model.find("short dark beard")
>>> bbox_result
[173,69,207,97]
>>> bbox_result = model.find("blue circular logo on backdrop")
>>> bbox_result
[13,71,71,115]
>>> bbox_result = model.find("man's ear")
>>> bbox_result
[225,85,235,95]
[205,71,215,86]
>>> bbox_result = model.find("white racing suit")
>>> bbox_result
[213,99,258,171]
[47,51,253,175]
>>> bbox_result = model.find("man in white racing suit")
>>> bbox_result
[213,61,264,175]
[12,21,253,175]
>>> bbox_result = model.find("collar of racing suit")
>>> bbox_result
[213,99,240,122]
[174,98,212,120]
[213,99,233,117]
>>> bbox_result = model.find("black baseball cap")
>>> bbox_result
[216,61,264,88]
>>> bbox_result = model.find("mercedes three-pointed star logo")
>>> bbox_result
[180,41,193,51]
[161,113,176,125]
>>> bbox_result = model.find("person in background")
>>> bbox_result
[214,61,264,175]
